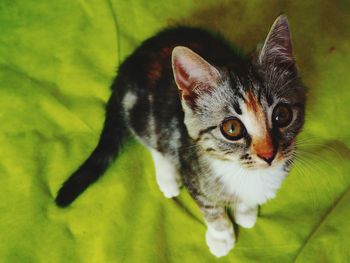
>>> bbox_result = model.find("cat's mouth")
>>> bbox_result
[239,151,287,170]
[243,162,276,170]
[204,148,290,170]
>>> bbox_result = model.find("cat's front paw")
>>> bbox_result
[234,203,258,229]
[235,213,257,228]
[151,149,182,198]
[205,227,235,257]
[159,179,180,198]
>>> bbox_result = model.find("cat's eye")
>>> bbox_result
[220,117,245,140]
[272,103,293,128]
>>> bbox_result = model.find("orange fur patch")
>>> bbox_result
[244,90,276,160]
[253,136,274,159]
[147,47,173,82]
[246,90,259,113]
[148,60,163,81]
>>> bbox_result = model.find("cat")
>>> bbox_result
[55,15,306,257]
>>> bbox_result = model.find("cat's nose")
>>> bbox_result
[253,136,276,165]
[257,151,276,165]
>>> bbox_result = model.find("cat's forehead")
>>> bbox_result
[226,63,305,106]
[244,88,263,112]
[196,75,264,121]
[223,69,269,111]
[224,64,299,109]
[224,83,268,125]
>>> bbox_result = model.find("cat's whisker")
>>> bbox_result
[292,150,340,208]
[300,143,343,163]
[295,136,344,159]
[289,155,321,209]
[296,135,320,143]
[296,148,341,169]
[178,144,199,151]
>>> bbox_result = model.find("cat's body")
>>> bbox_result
[56,16,305,257]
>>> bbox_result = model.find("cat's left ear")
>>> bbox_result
[172,46,220,103]
[258,15,294,66]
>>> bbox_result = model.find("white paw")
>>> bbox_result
[235,213,257,229]
[151,149,182,198]
[205,227,235,257]
[158,179,180,198]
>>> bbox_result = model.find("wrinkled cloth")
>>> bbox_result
[0,0,350,262]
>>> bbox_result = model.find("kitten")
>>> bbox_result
[55,15,305,257]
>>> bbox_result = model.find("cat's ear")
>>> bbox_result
[172,46,220,103]
[258,15,294,66]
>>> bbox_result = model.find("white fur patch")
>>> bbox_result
[239,97,268,142]
[234,202,258,228]
[122,92,137,111]
[151,150,181,198]
[147,112,157,147]
[205,224,235,257]
[208,158,287,206]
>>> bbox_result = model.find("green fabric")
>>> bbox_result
[1,0,350,262]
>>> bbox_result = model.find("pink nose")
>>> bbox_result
[257,150,276,165]
[253,136,276,165]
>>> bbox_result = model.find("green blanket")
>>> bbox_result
[1,0,349,262]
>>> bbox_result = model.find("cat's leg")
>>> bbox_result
[150,149,182,198]
[199,204,235,257]
[233,201,258,229]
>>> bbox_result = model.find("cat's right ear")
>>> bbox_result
[172,46,220,103]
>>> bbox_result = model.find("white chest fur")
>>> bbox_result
[207,158,288,206]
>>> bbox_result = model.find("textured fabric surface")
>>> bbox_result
[1,0,350,262]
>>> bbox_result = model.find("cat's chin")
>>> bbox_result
[208,155,280,171]
[244,164,274,170]
[242,160,285,171]
[229,158,286,171]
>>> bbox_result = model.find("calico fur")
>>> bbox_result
[56,15,306,257]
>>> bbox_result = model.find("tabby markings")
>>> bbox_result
[195,125,217,142]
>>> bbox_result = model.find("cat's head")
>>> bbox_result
[172,15,305,170]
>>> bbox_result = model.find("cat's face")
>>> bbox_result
[181,69,305,170]
[172,16,305,171]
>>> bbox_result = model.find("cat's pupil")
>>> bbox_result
[275,108,288,121]
[273,104,292,127]
[228,125,235,133]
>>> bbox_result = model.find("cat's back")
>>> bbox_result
[117,27,242,88]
